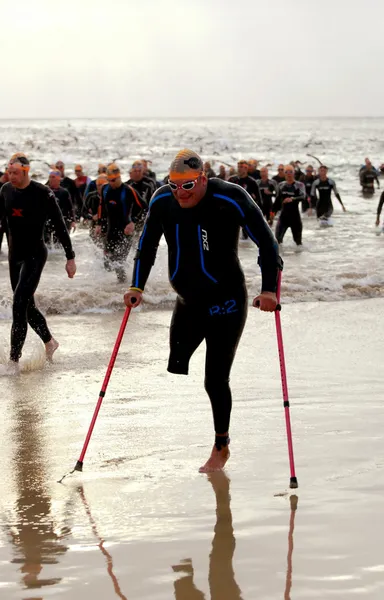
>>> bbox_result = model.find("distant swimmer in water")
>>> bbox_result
[0,154,76,369]
[273,165,306,250]
[256,166,278,225]
[96,163,146,283]
[359,159,380,195]
[124,149,280,473]
[311,165,346,222]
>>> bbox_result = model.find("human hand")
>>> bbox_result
[253,291,278,312]
[124,289,142,307]
[66,259,76,279]
[124,222,135,236]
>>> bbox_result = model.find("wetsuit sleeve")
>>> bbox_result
[128,186,147,223]
[250,178,262,206]
[272,184,283,213]
[310,179,319,206]
[131,198,164,291]
[293,182,306,205]
[233,187,280,293]
[330,179,344,207]
[45,188,75,259]
[0,187,5,233]
[377,191,384,218]
[98,187,108,233]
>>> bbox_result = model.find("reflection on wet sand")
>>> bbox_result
[284,495,298,600]
[7,382,68,592]
[78,485,128,600]
[172,472,243,600]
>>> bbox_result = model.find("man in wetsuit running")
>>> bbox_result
[273,165,306,250]
[256,167,278,225]
[96,163,146,283]
[123,149,280,473]
[84,174,108,246]
[311,165,346,221]
[0,154,76,369]
[0,168,9,253]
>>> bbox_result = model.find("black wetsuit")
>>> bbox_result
[227,175,262,207]
[205,168,216,179]
[256,178,278,221]
[45,186,75,245]
[273,181,306,245]
[272,174,286,185]
[0,181,75,361]
[84,190,103,245]
[360,168,379,194]
[126,177,154,205]
[131,179,280,435]
[59,176,81,218]
[299,174,316,212]
[99,183,146,282]
[248,169,261,181]
[0,178,8,252]
[83,179,97,204]
[311,178,343,219]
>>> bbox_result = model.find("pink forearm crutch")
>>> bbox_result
[275,270,298,489]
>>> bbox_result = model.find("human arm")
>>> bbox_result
[376,191,384,225]
[331,180,346,211]
[310,179,319,209]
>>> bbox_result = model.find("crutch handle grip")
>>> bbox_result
[255,300,281,311]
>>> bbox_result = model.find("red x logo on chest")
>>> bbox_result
[12,208,23,217]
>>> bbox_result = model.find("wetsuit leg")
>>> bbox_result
[290,216,303,245]
[204,288,247,434]
[301,197,310,212]
[275,218,289,244]
[262,198,273,221]
[106,234,132,283]
[168,297,205,375]
[9,249,51,361]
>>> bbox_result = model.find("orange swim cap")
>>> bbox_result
[169,149,203,181]
[9,152,30,171]
[106,162,121,181]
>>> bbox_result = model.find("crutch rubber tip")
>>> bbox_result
[289,477,298,489]
[74,460,83,472]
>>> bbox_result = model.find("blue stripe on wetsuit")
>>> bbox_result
[213,192,260,244]
[134,192,171,288]
[170,224,180,281]
[197,225,218,283]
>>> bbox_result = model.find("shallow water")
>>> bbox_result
[0,300,384,599]
[1,117,384,318]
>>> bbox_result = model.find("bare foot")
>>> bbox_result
[45,338,59,362]
[199,444,230,473]
[6,361,20,375]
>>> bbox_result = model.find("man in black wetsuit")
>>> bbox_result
[299,165,316,214]
[123,149,280,473]
[360,160,380,195]
[46,170,76,246]
[256,167,278,224]
[126,161,156,204]
[229,160,262,240]
[248,159,261,181]
[83,164,108,204]
[0,154,76,370]
[96,163,146,283]
[273,165,306,250]
[273,165,286,185]
[55,161,81,218]
[84,174,107,246]
[204,161,216,179]
[311,166,346,221]
[217,165,227,180]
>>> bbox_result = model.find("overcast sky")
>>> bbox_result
[1,0,383,118]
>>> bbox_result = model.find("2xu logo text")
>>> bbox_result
[201,228,209,251]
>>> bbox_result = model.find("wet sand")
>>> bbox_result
[0,298,384,599]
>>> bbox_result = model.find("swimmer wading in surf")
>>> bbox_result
[0,154,76,368]
[124,149,281,473]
